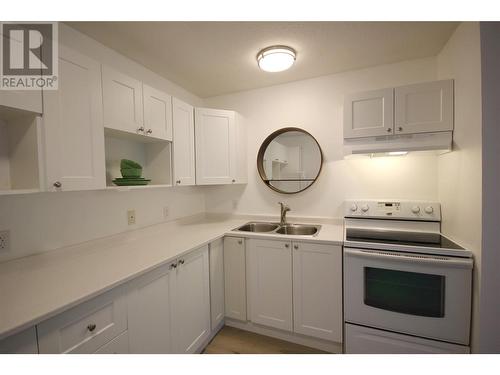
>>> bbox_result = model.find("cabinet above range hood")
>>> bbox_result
[343,79,454,156]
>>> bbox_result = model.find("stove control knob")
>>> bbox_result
[350,204,358,212]
[361,204,369,212]
[411,206,421,214]
[424,206,434,214]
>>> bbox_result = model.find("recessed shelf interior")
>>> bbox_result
[0,107,43,194]
[104,129,172,187]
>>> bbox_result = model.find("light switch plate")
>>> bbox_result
[0,230,10,252]
[127,210,136,225]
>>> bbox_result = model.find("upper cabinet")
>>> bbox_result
[102,66,144,136]
[344,79,454,140]
[394,80,453,135]
[194,108,247,185]
[43,46,106,192]
[143,84,173,141]
[344,88,394,139]
[172,98,196,186]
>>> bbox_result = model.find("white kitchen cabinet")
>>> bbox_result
[43,45,106,191]
[102,65,144,136]
[209,238,225,330]
[195,107,236,185]
[395,79,453,135]
[172,98,196,186]
[293,242,342,342]
[344,88,394,139]
[0,327,38,354]
[37,286,127,354]
[247,239,293,331]
[224,236,247,321]
[94,331,129,354]
[127,262,175,354]
[143,84,173,141]
[234,114,248,183]
[172,245,211,353]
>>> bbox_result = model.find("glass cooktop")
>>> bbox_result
[345,228,464,250]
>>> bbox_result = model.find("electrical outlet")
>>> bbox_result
[127,210,136,225]
[0,230,10,252]
[163,206,169,220]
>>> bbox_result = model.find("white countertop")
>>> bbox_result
[0,214,343,340]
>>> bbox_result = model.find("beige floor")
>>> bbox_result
[203,326,328,354]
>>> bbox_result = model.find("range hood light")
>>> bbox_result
[387,151,408,156]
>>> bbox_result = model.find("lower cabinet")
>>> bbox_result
[247,239,293,331]
[293,243,342,342]
[94,331,129,354]
[223,237,247,321]
[0,327,38,354]
[209,238,225,330]
[172,245,211,353]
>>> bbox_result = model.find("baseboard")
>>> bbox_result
[197,319,225,354]
[225,318,342,353]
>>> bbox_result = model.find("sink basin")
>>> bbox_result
[236,222,280,233]
[275,224,320,236]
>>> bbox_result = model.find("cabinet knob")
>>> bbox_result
[285,244,290,248]
[87,324,97,332]
[137,126,145,133]
[238,239,243,245]
[294,244,299,250]
[53,181,62,188]
[170,262,177,269]
[387,128,392,133]
[179,259,185,265]
[232,179,236,183]
[146,129,153,135]
[176,180,181,184]
[398,127,403,132]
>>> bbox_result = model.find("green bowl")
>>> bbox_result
[121,168,142,178]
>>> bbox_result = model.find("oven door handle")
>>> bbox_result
[344,248,473,269]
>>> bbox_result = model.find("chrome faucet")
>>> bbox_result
[278,202,291,226]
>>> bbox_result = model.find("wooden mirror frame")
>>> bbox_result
[257,127,324,194]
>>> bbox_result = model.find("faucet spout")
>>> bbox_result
[278,202,291,226]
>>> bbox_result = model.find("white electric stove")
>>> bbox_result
[343,200,473,354]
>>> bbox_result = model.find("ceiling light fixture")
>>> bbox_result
[257,45,296,72]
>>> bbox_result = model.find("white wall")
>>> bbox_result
[436,22,483,352]
[0,24,206,262]
[478,21,500,354]
[203,57,440,218]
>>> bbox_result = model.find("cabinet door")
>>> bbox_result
[143,84,172,141]
[293,242,342,342]
[223,237,247,321]
[344,88,394,139]
[173,245,210,353]
[172,98,195,186]
[94,331,129,354]
[234,114,248,184]
[102,65,144,135]
[209,238,225,330]
[395,79,453,135]
[128,263,175,353]
[0,327,38,354]
[195,108,236,185]
[247,239,293,331]
[43,45,106,191]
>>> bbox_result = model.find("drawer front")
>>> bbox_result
[94,331,129,354]
[37,287,127,354]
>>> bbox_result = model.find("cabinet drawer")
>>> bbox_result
[94,331,129,354]
[37,287,127,353]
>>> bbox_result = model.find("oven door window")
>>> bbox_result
[364,267,445,317]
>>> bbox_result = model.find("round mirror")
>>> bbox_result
[257,127,323,194]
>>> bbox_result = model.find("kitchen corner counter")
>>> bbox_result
[0,214,344,340]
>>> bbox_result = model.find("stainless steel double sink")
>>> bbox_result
[233,221,321,236]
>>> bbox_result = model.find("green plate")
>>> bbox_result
[113,178,151,186]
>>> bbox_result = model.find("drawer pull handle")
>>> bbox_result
[146,129,153,135]
[87,324,97,332]
[238,240,243,245]
[294,244,299,250]
[179,259,185,265]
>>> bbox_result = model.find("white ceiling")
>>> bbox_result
[67,22,458,98]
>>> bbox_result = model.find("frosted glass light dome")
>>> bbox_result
[257,46,296,72]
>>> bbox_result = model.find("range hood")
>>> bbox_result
[343,131,452,155]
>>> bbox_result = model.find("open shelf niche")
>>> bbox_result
[0,106,44,195]
[104,129,172,189]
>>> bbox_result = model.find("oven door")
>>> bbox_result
[344,247,473,345]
